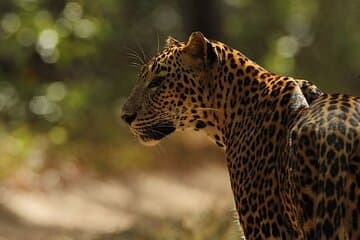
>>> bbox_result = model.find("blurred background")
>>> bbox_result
[0,0,359,239]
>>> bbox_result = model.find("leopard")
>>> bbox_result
[121,32,360,239]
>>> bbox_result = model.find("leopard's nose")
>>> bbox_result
[121,112,137,125]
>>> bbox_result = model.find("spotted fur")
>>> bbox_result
[122,32,360,239]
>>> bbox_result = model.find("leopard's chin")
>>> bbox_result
[138,137,160,146]
[135,120,176,146]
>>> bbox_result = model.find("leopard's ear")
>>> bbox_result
[184,32,218,67]
[166,36,180,47]
[184,32,207,58]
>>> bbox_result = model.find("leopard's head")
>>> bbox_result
[121,32,220,145]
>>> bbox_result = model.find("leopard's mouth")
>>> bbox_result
[132,120,176,146]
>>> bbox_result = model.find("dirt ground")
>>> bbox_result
[0,164,234,240]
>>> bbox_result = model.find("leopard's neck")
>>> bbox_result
[199,44,308,238]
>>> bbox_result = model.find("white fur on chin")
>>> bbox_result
[139,138,160,147]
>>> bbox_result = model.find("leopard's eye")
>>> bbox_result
[148,76,165,89]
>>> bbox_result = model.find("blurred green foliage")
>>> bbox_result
[0,0,359,177]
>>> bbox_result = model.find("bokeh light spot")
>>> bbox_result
[63,2,83,22]
[38,29,59,50]
[276,36,299,58]
[14,0,38,11]
[74,19,97,39]
[1,13,21,34]
[0,82,18,111]
[29,96,54,115]
[40,48,60,64]
[265,54,295,75]
[152,5,179,32]
[49,126,68,145]
[56,18,73,37]
[285,14,310,39]
[44,104,62,122]
[47,82,67,102]
[224,0,249,7]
